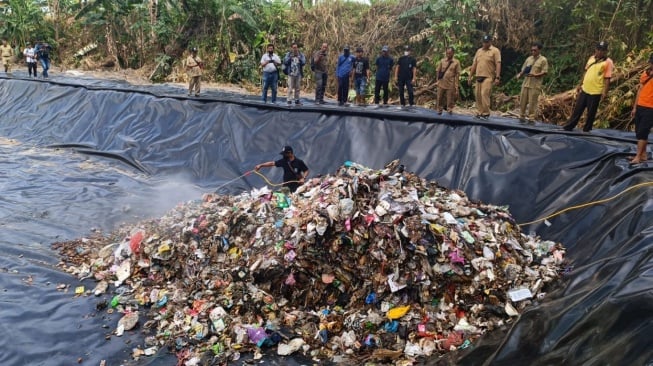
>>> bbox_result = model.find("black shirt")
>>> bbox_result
[353,57,370,77]
[397,55,416,81]
[274,157,309,192]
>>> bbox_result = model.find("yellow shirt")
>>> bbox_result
[521,55,548,89]
[581,56,613,95]
[473,46,501,78]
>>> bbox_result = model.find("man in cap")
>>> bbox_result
[629,54,653,164]
[436,46,461,115]
[352,46,370,106]
[336,45,355,106]
[395,45,417,107]
[563,41,613,132]
[312,43,329,104]
[1,39,14,73]
[374,45,394,105]
[516,42,548,122]
[185,47,203,97]
[23,41,38,77]
[469,35,502,119]
[255,146,310,193]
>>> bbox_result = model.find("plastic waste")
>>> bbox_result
[386,305,411,320]
[508,288,533,302]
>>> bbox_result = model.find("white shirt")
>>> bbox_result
[260,53,281,73]
[24,47,36,63]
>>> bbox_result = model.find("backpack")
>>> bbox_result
[283,52,290,75]
[310,54,316,72]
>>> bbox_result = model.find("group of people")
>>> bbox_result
[0,39,53,78]
[185,36,650,165]
[254,42,423,108]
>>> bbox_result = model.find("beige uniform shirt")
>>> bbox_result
[521,55,548,89]
[186,55,202,77]
[473,46,501,78]
[0,45,13,58]
[436,57,461,89]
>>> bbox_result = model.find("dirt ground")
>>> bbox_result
[63,67,254,95]
[56,67,499,118]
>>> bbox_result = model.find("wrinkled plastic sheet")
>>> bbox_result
[0,73,652,365]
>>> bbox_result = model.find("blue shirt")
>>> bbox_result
[336,54,355,78]
[375,55,394,82]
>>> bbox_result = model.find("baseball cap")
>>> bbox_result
[404,45,412,51]
[381,45,389,52]
[482,35,492,42]
[343,45,350,51]
[356,47,363,52]
[596,41,608,50]
[280,145,294,154]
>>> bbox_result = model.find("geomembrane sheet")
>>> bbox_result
[0,74,652,365]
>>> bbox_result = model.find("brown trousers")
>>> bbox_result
[437,88,456,112]
[474,77,493,115]
[189,76,201,95]
[520,86,541,119]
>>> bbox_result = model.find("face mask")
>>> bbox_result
[268,51,273,56]
[404,51,409,56]
[344,50,350,56]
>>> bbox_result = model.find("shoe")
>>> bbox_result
[295,100,301,105]
[437,110,443,115]
[287,100,293,105]
[562,126,573,131]
[195,93,199,97]
[448,111,453,115]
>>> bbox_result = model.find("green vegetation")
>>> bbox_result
[1,0,652,127]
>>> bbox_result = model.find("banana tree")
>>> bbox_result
[0,0,47,49]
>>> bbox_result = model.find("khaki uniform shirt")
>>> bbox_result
[436,57,461,89]
[0,45,13,58]
[521,55,548,89]
[186,55,202,77]
[473,46,501,78]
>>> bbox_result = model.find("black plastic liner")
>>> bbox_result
[0,73,652,365]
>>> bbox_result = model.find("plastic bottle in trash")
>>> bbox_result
[344,161,368,170]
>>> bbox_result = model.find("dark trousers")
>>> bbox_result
[27,62,37,77]
[374,80,389,104]
[337,76,350,104]
[314,71,327,102]
[564,91,601,131]
[398,79,414,106]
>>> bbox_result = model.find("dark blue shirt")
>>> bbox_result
[375,55,394,82]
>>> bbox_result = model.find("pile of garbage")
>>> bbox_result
[54,160,566,365]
